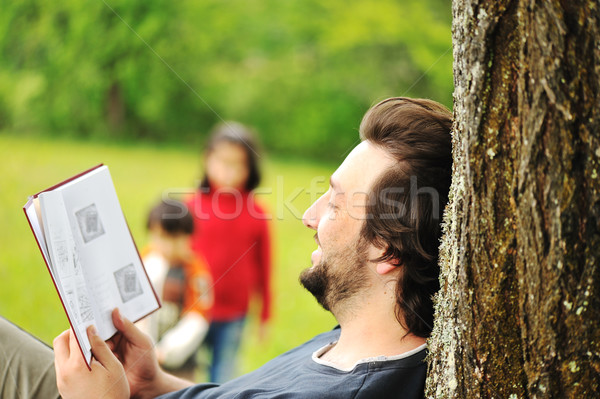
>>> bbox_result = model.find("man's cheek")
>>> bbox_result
[347,191,371,221]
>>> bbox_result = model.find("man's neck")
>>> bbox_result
[320,304,426,369]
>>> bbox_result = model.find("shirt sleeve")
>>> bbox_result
[137,250,169,342]
[156,312,209,369]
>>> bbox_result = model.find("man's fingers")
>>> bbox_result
[106,333,125,362]
[106,332,121,351]
[68,328,81,358]
[65,328,92,369]
[112,308,148,347]
[87,325,118,369]
[53,330,70,366]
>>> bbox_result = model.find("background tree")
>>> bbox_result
[427,0,599,397]
[0,0,452,159]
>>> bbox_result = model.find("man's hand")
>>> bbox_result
[54,325,129,399]
[107,308,193,399]
[106,308,162,398]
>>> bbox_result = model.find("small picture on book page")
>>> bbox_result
[114,264,143,302]
[75,203,105,243]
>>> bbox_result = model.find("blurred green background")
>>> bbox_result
[1,0,452,159]
[0,0,452,377]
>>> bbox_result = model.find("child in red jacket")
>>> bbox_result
[187,122,272,383]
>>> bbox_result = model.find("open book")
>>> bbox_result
[23,164,160,368]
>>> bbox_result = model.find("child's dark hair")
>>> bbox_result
[147,200,194,235]
[199,121,261,192]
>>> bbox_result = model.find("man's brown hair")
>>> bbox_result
[360,97,452,338]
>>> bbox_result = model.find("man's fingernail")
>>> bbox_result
[89,325,98,336]
[115,308,123,322]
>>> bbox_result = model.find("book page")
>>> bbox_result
[40,190,95,365]
[24,198,50,269]
[55,166,159,340]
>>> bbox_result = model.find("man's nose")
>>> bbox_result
[302,201,319,230]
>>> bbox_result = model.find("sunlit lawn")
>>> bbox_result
[0,133,338,376]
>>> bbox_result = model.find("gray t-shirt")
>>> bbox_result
[158,327,427,399]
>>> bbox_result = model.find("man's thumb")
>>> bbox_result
[112,308,147,346]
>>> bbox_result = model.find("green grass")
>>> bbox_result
[0,133,337,376]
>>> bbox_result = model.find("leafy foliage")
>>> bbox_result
[0,0,452,159]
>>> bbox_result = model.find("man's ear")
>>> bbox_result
[375,259,402,275]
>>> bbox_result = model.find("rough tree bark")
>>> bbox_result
[426,1,600,398]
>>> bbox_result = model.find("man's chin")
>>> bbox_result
[299,266,330,311]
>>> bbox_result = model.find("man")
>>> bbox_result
[0,97,452,398]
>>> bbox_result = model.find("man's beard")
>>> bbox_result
[299,236,369,313]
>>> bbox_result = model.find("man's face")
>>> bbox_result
[300,141,395,313]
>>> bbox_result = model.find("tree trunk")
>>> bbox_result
[426,1,600,398]
[106,81,125,131]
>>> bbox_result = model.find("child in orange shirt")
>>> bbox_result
[137,199,213,381]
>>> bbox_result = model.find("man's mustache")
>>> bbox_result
[314,233,321,247]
